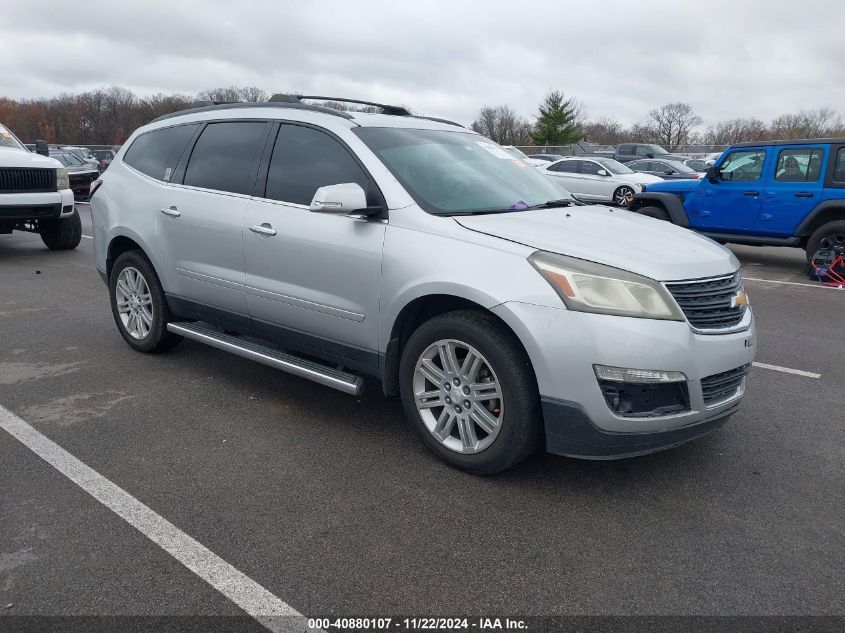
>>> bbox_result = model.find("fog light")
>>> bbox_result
[594,365,687,383]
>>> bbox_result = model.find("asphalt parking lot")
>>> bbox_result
[1,204,843,629]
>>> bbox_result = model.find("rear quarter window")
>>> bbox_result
[123,123,199,182]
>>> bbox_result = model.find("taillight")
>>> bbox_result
[90,179,103,197]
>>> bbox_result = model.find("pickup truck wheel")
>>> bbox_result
[399,310,541,475]
[613,186,635,206]
[805,220,845,262]
[637,206,671,222]
[109,250,182,353]
[40,210,82,250]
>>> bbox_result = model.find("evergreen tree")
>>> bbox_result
[530,91,583,146]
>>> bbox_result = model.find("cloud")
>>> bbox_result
[0,0,841,127]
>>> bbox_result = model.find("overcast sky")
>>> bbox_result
[2,0,842,127]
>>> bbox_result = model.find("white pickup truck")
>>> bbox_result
[0,123,80,250]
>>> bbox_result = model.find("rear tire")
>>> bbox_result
[637,205,671,222]
[109,250,182,353]
[399,310,542,474]
[40,210,82,250]
[805,220,845,262]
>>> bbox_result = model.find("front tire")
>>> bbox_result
[637,205,671,222]
[613,186,635,206]
[399,310,542,474]
[805,220,845,262]
[109,250,182,353]
[40,210,82,250]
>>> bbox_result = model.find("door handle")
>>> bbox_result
[795,192,814,198]
[249,223,277,236]
[160,206,181,217]
[742,191,759,197]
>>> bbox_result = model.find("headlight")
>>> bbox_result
[56,168,69,190]
[528,251,685,321]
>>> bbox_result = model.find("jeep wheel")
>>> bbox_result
[40,210,82,250]
[399,310,541,475]
[109,250,182,353]
[805,220,845,262]
[613,186,635,206]
[637,205,671,222]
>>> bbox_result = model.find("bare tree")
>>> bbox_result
[769,108,843,139]
[704,117,767,145]
[638,102,703,150]
[196,86,268,103]
[581,117,627,145]
[470,105,532,145]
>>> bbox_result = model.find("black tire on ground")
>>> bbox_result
[108,250,182,353]
[805,220,845,262]
[399,310,542,475]
[637,205,671,222]
[40,210,82,250]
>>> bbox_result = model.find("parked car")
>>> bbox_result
[628,138,845,262]
[0,123,80,249]
[614,143,688,164]
[60,146,100,171]
[627,158,703,180]
[91,148,117,170]
[704,151,724,166]
[526,153,565,163]
[540,156,662,204]
[50,150,101,200]
[679,158,710,173]
[502,146,546,167]
[90,94,756,474]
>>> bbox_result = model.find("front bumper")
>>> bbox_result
[0,189,75,220]
[492,301,757,457]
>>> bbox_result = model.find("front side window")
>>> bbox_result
[775,148,823,182]
[265,124,369,205]
[124,123,199,181]
[580,161,602,175]
[355,128,571,214]
[184,121,267,195]
[719,150,766,182]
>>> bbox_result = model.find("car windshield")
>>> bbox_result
[354,128,574,214]
[669,161,697,174]
[648,144,669,156]
[54,153,83,166]
[503,146,528,159]
[596,158,633,175]
[0,124,26,150]
[685,159,708,171]
[92,150,113,159]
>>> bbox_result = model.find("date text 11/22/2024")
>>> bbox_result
[307,618,528,630]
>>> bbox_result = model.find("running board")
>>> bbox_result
[167,321,364,396]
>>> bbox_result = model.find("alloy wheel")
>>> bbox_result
[115,267,153,340]
[413,338,503,454]
[614,186,634,205]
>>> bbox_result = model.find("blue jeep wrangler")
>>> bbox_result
[628,138,845,261]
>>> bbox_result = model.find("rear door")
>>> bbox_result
[695,147,769,233]
[760,145,826,235]
[545,159,581,193]
[158,120,270,322]
[242,122,386,366]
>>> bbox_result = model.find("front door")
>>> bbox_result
[695,148,769,233]
[760,145,826,236]
[157,120,270,320]
[243,123,386,367]
[577,159,613,201]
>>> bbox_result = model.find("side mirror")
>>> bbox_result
[597,169,608,177]
[646,152,655,158]
[309,182,380,217]
[35,139,49,157]
[664,170,674,175]
[705,166,719,183]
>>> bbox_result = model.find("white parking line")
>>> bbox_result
[752,362,821,379]
[81,235,93,239]
[0,404,306,633]
[744,276,842,289]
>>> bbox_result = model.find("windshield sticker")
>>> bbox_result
[163,167,172,182]
[476,141,515,160]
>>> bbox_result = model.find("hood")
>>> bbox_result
[622,172,663,185]
[645,178,701,194]
[0,146,63,169]
[454,205,738,281]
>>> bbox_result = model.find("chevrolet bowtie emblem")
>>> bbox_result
[731,290,748,309]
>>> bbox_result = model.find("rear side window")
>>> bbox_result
[123,124,198,181]
[775,148,824,182]
[265,124,369,205]
[550,160,579,173]
[835,148,845,182]
[618,144,632,155]
[183,121,267,195]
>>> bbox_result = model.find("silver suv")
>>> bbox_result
[91,95,757,473]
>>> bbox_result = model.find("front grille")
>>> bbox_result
[701,364,751,406]
[665,272,746,330]
[0,168,56,193]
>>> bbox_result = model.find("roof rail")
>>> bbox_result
[270,94,412,116]
[150,100,354,124]
[414,115,464,129]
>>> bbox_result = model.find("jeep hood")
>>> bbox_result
[454,206,738,281]
[643,178,701,194]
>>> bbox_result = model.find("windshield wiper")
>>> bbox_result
[521,198,574,210]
